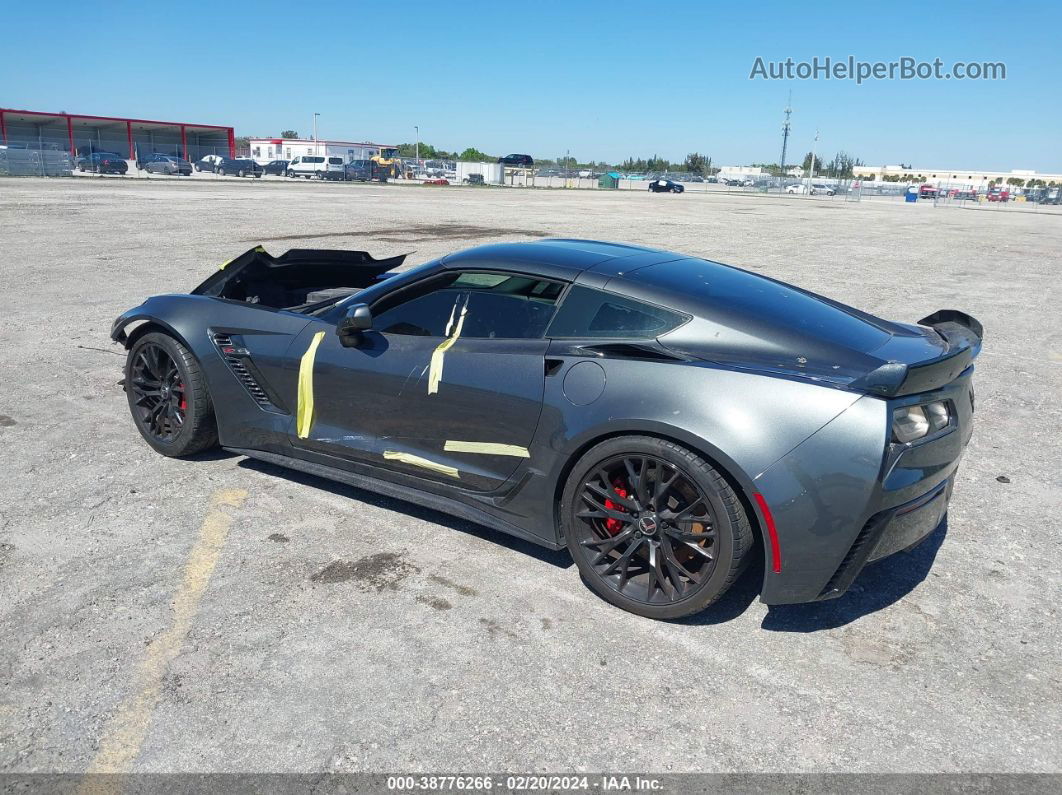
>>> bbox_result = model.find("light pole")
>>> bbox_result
[806,128,819,194]
[313,113,320,155]
[414,125,419,173]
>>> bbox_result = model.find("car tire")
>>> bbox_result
[125,332,218,458]
[561,435,754,620]
[285,170,294,178]
[194,164,201,172]
[78,163,85,172]
[218,168,226,176]
[237,169,246,177]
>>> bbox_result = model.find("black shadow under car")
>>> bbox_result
[111,240,981,619]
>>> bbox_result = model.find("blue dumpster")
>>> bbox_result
[905,186,918,202]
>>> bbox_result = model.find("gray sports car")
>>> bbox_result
[111,240,981,619]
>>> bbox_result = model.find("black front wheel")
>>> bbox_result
[126,332,218,457]
[562,436,753,619]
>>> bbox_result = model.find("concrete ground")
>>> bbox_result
[0,177,1059,776]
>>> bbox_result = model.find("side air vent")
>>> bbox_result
[211,332,283,412]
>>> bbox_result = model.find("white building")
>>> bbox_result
[248,137,397,165]
[853,164,1062,186]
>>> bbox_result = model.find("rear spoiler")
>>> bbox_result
[851,309,983,397]
[191,246,408,298]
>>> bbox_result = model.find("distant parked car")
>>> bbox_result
[648,178,684,193]
[986,187,1009,203]
[705,176,719,183]
[811,183,837,196]
[423,178,450,186]
[193,154,224,172]
[142,154,192,176]
[344,160,372,181]
[215,158,262,178]
[785,183,807,194]
[498,154,534,166]
[723,178,744,187]
[76,152,128,174]
[954,189,979,201]
[742,178,755,187]
[462,173,485,185]
[262,160,289,176]
[918,184,938,199]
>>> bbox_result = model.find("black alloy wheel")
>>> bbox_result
[125,332,218,457]
[564,436,753,619]
[129,342,186,442]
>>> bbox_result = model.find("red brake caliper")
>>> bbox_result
[604,477,630,535]
[177,383,186,411]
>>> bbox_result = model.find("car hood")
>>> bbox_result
[190,246,407,309]
[617,258,982,396]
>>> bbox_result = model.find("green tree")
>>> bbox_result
[280,130,299,139]
[396,142,453,160]
[1006,177,1026,187]
[458,147,494,161]
[684,152,708,173]
[823,151,862,178]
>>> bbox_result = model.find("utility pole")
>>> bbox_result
[313,113,320,155]
[779,91,792,178]
[806,128,819,193]
[414,125,419,172]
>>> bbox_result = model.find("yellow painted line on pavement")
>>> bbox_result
[80,488,248,782]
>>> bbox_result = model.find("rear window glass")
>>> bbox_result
[630,259,891,350]
[546,286,687,339]
[328,157,342,165]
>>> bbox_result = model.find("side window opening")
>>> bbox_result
[546,285,688,339]
[372,271,566,340]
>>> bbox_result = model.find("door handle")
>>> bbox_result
[544,358,564,377]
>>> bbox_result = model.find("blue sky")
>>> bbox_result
[4,1,1060,170]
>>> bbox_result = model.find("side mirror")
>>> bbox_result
[337,303,372,347]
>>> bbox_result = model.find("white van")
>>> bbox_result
[286,155,345,180]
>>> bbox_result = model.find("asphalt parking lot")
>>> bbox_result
[0,177,1059,776]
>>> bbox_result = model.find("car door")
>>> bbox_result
[287,270,565,492]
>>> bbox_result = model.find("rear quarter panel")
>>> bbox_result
[508,354,863,544]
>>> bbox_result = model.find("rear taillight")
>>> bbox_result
[892,400,951,443]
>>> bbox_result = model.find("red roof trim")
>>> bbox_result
[0,107,232,131]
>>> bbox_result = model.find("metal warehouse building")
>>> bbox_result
[0,108,234,161]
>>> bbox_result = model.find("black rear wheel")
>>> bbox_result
[126,332,218,457]
[562,436,753,619]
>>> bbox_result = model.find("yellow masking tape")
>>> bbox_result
[383,451,460,479]
[427,302,468,395]
[444,440,530,458]
[296,331,326,438]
